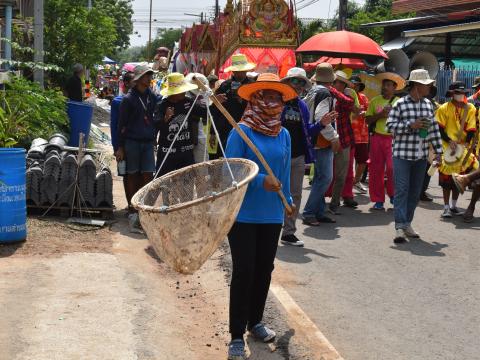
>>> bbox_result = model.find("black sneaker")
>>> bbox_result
[450,207,464,216]
[281,234,304,247]
[343,198,358,208]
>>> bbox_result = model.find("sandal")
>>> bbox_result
[302,217,321,226]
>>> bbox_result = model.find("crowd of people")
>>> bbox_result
[106,53,480,360]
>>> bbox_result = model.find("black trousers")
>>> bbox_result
[228,222,282,338]
[155,151,194,177]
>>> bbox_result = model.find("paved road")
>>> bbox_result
[274,176,480,360]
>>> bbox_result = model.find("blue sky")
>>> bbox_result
[130,0,365,47]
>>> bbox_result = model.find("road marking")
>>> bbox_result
[270,283,344,360]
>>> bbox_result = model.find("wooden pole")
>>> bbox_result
[192,77,292,213]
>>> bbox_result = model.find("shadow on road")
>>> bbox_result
[390,239,448,257]
[145,245,164,264]
[0,241,25,258]
[276,245,338,264]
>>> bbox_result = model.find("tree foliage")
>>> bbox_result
[95,0,134,51]
[45,0,117,83]
[142,28,183,60]
[298,0,415,45]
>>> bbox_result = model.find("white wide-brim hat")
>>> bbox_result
[408,69,436,85]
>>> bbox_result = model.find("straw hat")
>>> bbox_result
[281,67,312,90]
[334,70,354,88]
[238,73,297,102]
[375,72,406,90]
[133,64,154,82]
[160,72,198,97]
[224,54,256,72]
[407,69,435,86]
[315,63,336,83]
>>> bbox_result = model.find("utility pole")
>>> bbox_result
[215,0,219,19]
[148,0,153,61]
[86,0,92,81]
[338,0,348,30]
[34,0,45,88]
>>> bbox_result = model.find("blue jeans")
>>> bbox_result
[393,157,428,229]
[124,139,156,174]
[303,148,334,219]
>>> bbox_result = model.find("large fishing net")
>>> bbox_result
[132,159,258,274]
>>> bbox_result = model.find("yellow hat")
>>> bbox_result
[224,54,256,72]
[160,72,198,97]
[238,72,297,102]
[375,72,406,90]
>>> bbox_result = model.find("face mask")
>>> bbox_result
[453,94,465,102]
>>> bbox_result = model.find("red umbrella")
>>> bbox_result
[297,30,388,60]
[303,56,366,72]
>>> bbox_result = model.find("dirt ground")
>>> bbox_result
[0,162,312,359]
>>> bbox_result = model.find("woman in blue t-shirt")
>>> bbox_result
[225,73,296,360]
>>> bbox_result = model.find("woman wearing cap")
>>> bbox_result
[436,81,478,218]
[155,73,205,176]
[225,73,296,360]
[279,67,322,246]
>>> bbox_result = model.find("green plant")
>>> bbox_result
[2,76,69,147]
[0,99,30,147]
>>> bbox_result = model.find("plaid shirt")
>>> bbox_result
[386,95,443,161]
[329,86,355,149]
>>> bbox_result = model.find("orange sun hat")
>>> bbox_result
[237,72,297,102]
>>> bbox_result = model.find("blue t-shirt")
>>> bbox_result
[110,95,123,151]
[226,124,292,224]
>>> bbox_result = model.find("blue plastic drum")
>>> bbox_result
[67,100,94,147]
[0,148,27,243]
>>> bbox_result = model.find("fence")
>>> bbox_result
[436,68,480,103]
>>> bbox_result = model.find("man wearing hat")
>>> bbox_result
[302,63,352,226]
[117,65,157,231]
[366,72,405,210]
[350,76,369,194]
[156,72,205,175]
[386,69,443,244]
[279,67,321,245]
[435,81,478,218]
[210,54,256,158]
[326,70,358,214]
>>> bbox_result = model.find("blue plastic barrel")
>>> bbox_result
[0,148,27,243]
[67,100,94,147]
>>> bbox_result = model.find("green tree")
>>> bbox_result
[45,0,118,84]
[95,0,134,51]
[141,28,182,60]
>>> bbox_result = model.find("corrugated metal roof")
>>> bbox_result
[362,15,438,28]
[393,0,480,14]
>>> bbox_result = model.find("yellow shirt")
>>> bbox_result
[436,101,476,144]
[366,95,399,135]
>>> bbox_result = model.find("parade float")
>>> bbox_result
[174,0,299,78]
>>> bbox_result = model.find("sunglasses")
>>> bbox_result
[290,78,307,87]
